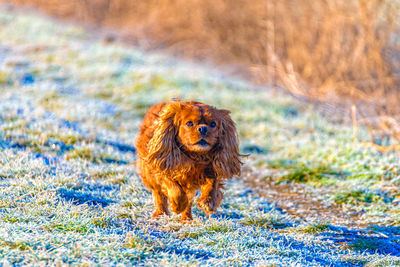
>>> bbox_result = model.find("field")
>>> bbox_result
[3,0,400,120]
[0,7,399,265]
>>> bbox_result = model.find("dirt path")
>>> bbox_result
[242,165,366,228]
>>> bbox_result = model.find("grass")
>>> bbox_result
[179,221,236,239]
[125,232,156,250]
[298,222,331,234]
[349,238,383,251]
[241,212,292,229]
[348,237,398,255]
[65,148,126,164]
[333,189,388,205]
[0,240,30,251]
[267,159,345,183]
[0,7,399,265]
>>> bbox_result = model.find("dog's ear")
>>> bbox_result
[146,102,183,171]
[212,109,242,179]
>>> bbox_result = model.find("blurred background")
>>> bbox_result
[3,0,400,142]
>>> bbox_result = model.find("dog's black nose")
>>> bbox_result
[198,126,208,135]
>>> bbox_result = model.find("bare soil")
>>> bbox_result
[242,165,366,228]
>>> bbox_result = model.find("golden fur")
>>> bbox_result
[136,101,241,222]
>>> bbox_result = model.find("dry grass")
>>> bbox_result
[3,0,400,144]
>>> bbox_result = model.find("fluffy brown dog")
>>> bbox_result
[136,101,241,222]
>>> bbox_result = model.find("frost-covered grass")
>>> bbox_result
[0,7,399,265]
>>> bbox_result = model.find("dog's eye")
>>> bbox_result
[210,121,216,128]
[186,121,194,127]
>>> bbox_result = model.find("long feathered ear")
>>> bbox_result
[212,109,242,179]
[146,102,183,171]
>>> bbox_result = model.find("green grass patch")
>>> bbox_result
[90,169,118,180]
[179,231,204,239]
[39,91,62,110]
[2,214,29,223]
[267,158,297,169]
[366,258,400,266]
[91,217,111,229]
[179,222,234,239]
[44,221,93,233]
[110,176,128,185]
[266,247,299,258]
[9,130,81,147]
[148,74,178,90]
[241,213,291,229]
[340,256,368,266]
[0,240,30,251]
[8,138,43,153]
[93,90,113,99]
[347,237,391,252]
[121,201,139,208]
[125,232,156,250]
[333,190,388,205]
[66,148,93,161]
[65,148,121,164]
[89,169,128,184]
[0,71,12,86]
[268,159,345,183]
[115,212,135,220]
[298,222,331,234]
[49,134,82,146]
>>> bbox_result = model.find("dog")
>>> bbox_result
[136,101,241,222]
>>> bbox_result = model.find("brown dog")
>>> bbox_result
[136,101,241,222]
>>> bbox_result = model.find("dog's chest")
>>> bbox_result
[176,168,205,191]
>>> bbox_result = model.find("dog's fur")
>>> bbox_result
[136,101,241,222]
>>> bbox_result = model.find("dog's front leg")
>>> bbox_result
[162,178,188,214]
[197,176,224,215]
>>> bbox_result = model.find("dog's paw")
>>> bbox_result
[197,189,224,215]
[180,214,193,223]
[197,197,217,215]
[152,209,169,219]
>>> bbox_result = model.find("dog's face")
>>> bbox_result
[146,100,241,177]
[176,103,219,153]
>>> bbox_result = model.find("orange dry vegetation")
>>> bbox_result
[3,0,400,134]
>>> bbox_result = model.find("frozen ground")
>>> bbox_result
[0,7,399,266]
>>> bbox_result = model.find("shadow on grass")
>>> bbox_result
[0,138,72,155]
[241,144,268,155]
[319,225,400,256]
[57,188,115,207]
[96,138,136,153]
